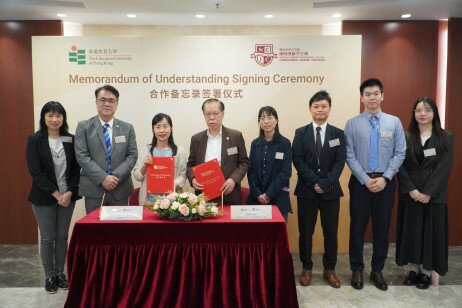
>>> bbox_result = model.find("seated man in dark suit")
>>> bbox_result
[187,99,249,205]
[292,90,346,288]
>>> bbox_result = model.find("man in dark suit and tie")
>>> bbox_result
[187,99,249,205]
[292,90,346,288]
[75,85,138,214]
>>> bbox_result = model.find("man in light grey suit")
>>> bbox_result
[75,85,138,214]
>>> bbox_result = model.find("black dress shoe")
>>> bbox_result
[45,277,58,294]
[351,271,364,290]
[370,271,388,291]
[404,271,420,286]
[416,274,431,289]
[56,273,69,289]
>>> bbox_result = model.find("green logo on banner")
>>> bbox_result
[69,45,86,65]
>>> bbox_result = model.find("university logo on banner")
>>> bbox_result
[250,44,277,67]
[68,45,86,65]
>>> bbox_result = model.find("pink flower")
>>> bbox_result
[188,194,198,205]
[167,193,177,201]
[160,198,171,209]
[198,204,206,216]
[178,204,190,216]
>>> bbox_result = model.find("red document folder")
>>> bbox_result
[192,158,225,201]
[146,157,174,194]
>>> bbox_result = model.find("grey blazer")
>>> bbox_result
[75,116,138,199]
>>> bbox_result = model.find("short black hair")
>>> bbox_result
[309,90,331,107]
[95,84,119,99]
[360,78,383,95]
[201,98,224,113]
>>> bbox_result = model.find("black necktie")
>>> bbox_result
[316,126,322,164]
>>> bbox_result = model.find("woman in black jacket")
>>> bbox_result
[396,97,453,289]
[247,106,292,221]
[26,101,80,293]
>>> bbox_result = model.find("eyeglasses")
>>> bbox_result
[204,111,222,118]
[97,98,118,105]
[414,108,433,114]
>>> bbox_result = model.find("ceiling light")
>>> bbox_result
[127,14,137,18]
[264,14,274,19]
[332,13,342,18]
[57,13,67,18]
[401,13,412,19]
[196,14,205,19]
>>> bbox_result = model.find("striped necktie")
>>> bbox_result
[103,123,112,174]
[369,116,379,172]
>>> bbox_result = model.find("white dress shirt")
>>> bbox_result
[205,126,222,165]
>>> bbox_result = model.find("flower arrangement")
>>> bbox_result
[144,192,221,221]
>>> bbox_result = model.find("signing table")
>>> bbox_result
[65,206,298,308]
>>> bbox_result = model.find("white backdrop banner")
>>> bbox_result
[32,35,361,167]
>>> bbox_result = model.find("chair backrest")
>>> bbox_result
[129,187,140,205]
[240,187,250,205]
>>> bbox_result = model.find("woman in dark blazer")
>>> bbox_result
[26,101,80,294]
[247,106,292,221]
[396,97,453,289]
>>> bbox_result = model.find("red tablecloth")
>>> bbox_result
[65,205,298,308]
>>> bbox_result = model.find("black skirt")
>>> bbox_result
[395,199,448,276]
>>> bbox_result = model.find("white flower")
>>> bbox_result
[171,201,180,210]
[153,204,159,210]
[191,208,197,214]
[179,192,189,199]
[211,206,218,215]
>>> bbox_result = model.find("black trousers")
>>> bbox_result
[348,175,396,273]
[297,196,340,270]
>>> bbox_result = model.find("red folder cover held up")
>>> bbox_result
[192,158,225,201]
[147,157,175,194]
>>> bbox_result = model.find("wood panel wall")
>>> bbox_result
[342,20,440,242]
[0,20,62,244]
[445,18,462,245]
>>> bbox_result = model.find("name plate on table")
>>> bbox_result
[100,206,143,220]
[230,205,272,220]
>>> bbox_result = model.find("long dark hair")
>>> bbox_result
[38,101,69,136]
[150,113,178,156]
[408,97,447,155]
[257,106,281,144]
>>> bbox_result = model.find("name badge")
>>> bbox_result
[61,136,72,143]
[423,148,437,157]
[227,147,238,155]
[100,206,143,220]
[230,205,272,220]
[381,131,393,138]
[115,136,126,143]
[275,152,284,160]
[329,138,340,147]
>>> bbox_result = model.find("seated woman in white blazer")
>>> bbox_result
[133,113,187,204]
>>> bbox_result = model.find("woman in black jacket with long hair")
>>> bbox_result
[396,97,453,289]
[26,101,80,293]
